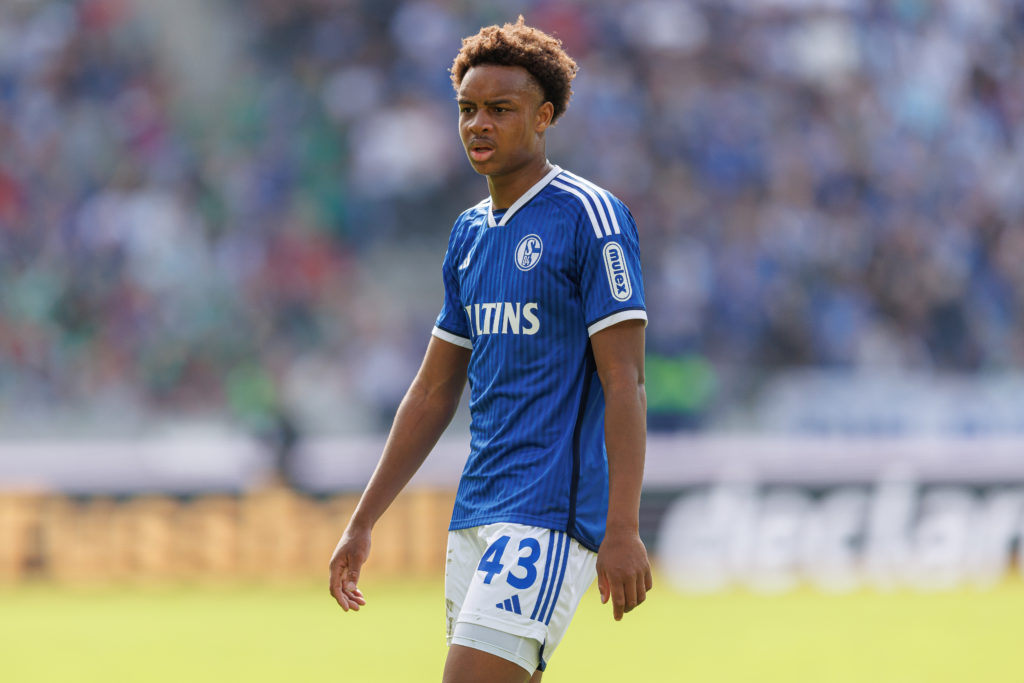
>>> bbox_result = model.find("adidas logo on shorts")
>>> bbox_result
[495,595,522,615]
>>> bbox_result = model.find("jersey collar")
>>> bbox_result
[486,164,563,228]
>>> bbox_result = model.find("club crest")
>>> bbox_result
[515,234,543,271]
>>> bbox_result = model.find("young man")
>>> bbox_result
[329,18,651,683]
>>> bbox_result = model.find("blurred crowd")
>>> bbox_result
[0,0,1022,436]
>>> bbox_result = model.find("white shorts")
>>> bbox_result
[445,523,598,674]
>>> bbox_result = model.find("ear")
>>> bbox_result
[535,101,554,133]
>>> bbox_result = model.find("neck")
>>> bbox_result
[487,155,552,210]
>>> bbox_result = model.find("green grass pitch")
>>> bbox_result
[3,578,1022,682]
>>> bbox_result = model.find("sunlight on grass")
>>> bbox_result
[3,579,1022,682]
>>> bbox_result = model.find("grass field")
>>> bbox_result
[3,578,1022,682]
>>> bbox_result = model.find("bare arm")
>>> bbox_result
[329,336,471,610]
[591,319,652,621]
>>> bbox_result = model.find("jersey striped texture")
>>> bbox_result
[433,166,647,551]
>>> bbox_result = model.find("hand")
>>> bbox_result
[596,528,653,621]
[328,525,370,612]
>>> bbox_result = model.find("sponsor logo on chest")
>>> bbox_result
[464,302,540,337]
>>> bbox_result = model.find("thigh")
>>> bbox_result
[442,644,533,683]
[445,526,483,642]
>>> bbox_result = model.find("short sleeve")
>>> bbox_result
[576,199,647,337]
[432,231,472,349]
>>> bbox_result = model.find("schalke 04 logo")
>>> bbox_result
[515,234,543,271]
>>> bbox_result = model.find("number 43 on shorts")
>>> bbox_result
[477,534,542,589]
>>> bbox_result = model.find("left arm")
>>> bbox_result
[591,318,652,621]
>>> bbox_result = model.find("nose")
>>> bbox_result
[465,109,492,135]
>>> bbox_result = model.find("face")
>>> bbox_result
[457,64,554,177]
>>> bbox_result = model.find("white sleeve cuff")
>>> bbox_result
[432,326,473,349]
[587,310,648,336]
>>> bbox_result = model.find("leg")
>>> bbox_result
[530,670,543,683]
[445,622,542,683]
[442,644,534,683]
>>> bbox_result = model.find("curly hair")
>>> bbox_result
[451,16,578,123]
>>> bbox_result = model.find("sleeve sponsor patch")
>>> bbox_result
[602,242,632,301]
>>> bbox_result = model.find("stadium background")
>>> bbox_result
[1,0,1023,681]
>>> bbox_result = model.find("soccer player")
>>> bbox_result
[329,17,651,683]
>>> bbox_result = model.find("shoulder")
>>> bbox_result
[546,170,631,239]
[459,195,491,221]
[449,197,490,243]
[455,196,490,226]
[552,170,626,206]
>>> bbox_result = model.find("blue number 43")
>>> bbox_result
[477,535,542,589]
[477,535,510,584]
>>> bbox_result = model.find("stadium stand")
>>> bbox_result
[0,0,1021,440]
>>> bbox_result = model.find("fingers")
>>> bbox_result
[331,585,364,611]
[329,560,349,610]
[341,587,366,612]
[329,529,371,613]
[343,567,361,597]
[634,572,646,607]
[621,574,638,617]
[342,568,365,611]
[330,560,366,612]
[610,578,626,621]
[600,566,652,621]
[635,567,653,607]
[597,533,652,621]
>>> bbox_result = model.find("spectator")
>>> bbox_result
[0,0,1021,436]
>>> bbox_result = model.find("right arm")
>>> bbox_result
[329,336,471,610]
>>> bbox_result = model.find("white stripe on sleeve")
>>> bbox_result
[557,175,614,237]
[565,172,621,235]
[552,180,605,238]
[432,326,472,349]
[587,309,648,336]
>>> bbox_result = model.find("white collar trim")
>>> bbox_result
[486,164,562,228]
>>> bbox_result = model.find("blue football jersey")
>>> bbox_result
[432,165,647,551]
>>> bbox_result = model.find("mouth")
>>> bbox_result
[468,139,495,162]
